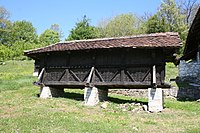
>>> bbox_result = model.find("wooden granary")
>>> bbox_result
[25,32,181,89]
[25,32,181,110]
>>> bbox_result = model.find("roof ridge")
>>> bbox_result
[61,32,178,44]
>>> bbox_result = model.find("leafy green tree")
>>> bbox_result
[39,29,60,46]
[159,0,188,54]
[145,14,167,34]
[66,16,99,41]
[159,0,188,33]
[11,21,38,44]
[98,14,144,38]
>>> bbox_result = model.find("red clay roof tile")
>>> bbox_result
[25,32,182,55]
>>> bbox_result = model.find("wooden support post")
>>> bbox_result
[152,65,156,88]
[38,68,45,81]
[120,69,125,83]
[86,67,95,86]
[84,67,108,106]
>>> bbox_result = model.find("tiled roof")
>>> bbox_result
[25,32,182,55]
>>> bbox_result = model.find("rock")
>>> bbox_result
[131,108,139,112]
[135,103,141,106]
[122,109,127,112]
[100,101,109,109]
[197,99,200,102]
[132,127,138,131]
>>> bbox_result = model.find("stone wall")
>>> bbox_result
[109,88,178,98]
[177,86,200,100]
[109,86,200,100]
[179,60,200,83]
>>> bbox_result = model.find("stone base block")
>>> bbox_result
[84,87,108,106]
[148,88,163,112]
[40,87,64,98]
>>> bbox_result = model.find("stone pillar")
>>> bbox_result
[84,86,108,106]
[148,88,163,112]
[40,87,64,98]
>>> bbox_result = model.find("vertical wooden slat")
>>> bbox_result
[152,65,156,88]
[120,69,125,82]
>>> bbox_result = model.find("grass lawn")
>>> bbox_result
[0,60,200,133]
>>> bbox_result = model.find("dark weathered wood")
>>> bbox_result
[33,48,170,89]
[120,69,125,82]
[69,69,81,82]
[95,69,105,82]
[141,68,151,82]
[38,68,45,83]
[58,70,66,81]
[125,70,135,82]
[86,67,95,84]
[110,70,120,82]
[152,65,156,88]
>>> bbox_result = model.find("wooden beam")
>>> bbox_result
[66,69,69,82]
[69,69,81,82]
[141,69,151,82]
[82,70,90,82]
[38,68,45,83]
[110,70,119,82]
[152,65,156,88]
[125,70,135,82]
[95,69,105,82]
[160,66,165,84]
[58,70,66,81]
[120,69,125,82]
[86,67,95,84]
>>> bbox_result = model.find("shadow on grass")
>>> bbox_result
[37,90,148,105]
[61,91,148,105]
[108,97,148,105]
[62,91,84,101]
[36,91,84,101]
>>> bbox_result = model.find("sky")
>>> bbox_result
[1,0,168,39]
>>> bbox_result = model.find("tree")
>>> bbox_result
[98,14,144,38]
[39,29,60,46]
[158,0,188,45]
[178,0,199,26]
[159,0,187,31]
[50,24,63,38]
[11,20,38,44]
[66,16,99,41]
[0,6,12,45]
[145,14,167,34]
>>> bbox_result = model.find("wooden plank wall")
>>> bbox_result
[36,48,166,88]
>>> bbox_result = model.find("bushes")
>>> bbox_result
[0,41,39,62]
[0,45,13,61]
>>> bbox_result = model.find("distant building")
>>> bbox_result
[179,7,200,84]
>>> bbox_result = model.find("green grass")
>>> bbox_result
[165,62,178,87]
[1,60,200,132]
